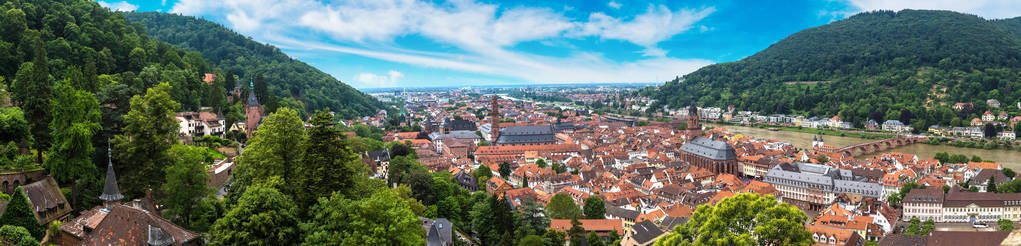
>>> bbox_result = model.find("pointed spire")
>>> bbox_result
[246,90,260,106]
[100,140,124,203]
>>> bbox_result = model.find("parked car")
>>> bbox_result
[973,222,988,228]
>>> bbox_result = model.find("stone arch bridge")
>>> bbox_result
[836,136,927,157]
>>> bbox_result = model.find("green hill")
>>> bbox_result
[124,12,382,118]
[649,10,1021,130]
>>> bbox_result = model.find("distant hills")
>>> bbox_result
[649,10,1021,130]
[124,12,382,118]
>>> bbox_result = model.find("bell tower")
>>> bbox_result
[490,95,500,144]
[685,99,701,141]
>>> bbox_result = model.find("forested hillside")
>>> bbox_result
[649,10,1021,130]
[124,12,383,119]
[0,0,226,224]
[0,2,421,243]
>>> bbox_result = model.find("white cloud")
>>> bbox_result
[355,70,404,88]
[97,1,138,12]
[577,5,715,56]
[169,0,717,86]
[276,37,712,85]
[608,1,622,9]
[844,0,1021,19]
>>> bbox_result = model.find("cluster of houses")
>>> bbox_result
[370,89,1021,245]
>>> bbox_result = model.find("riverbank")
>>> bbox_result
[924,137,1021,152]
[710,121,893,140]
[707,123,1021,169]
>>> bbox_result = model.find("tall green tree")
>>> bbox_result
[568,218,586,246]
[473,164,493,188]
[0,187,43,240]
[113,82,180,197]
[584,196,606,219]
[587,231,605,246]
[209,184,300,245]
[295,110,362,209]
[988,176,998,193]
[387,155,427,187]
[254,74,268,106]
[44,81,101,185]
[515,198,550,237]
[547,193,582,220]
[161,144,212,231]
[300,189,425,245]
[499,162,512,178]
[236,107,305,194]
[207,76,227,114]
[11,38,53,163]
[655,193,813,246]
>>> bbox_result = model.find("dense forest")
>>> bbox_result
[0,1,419,244]
[124,12,383,119]
[0,0,233,203]
[647,10,1021,131]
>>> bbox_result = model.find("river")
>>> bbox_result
[707,124,1021,169]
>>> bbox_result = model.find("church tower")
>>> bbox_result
[685,100,702,141]
[245,81,263,141]
[100,142,123,211]
[490,95,500,144]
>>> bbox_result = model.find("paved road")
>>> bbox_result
[935,222,1000,232]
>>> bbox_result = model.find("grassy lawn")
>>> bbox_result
[203,147,228,159]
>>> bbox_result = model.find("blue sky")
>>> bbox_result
[99,0,1021,88]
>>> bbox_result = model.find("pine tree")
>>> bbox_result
[44,81,101,185]
[0,187,44,240]
[296,110,362,209]
[11,38,53,164]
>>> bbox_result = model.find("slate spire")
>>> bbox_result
[100,140,124,206]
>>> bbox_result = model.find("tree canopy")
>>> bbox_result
[0,225,38,246]
[300,189,425,245]
[655,193,813,246]
[584,196,606,219]
[209,184,301,245]
[113,82,180,198]
[547,193,582,220]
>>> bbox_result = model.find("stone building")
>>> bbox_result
[680,137,738,175]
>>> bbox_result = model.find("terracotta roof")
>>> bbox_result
[903,186,944,204]
[662,205,693,218]
[926,231,1010,246]
[805,224,863,246]
[61,204,200,245]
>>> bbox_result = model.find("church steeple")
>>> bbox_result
[685,98,701,141]
[100,141,123,210]
[490,95,500,144]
